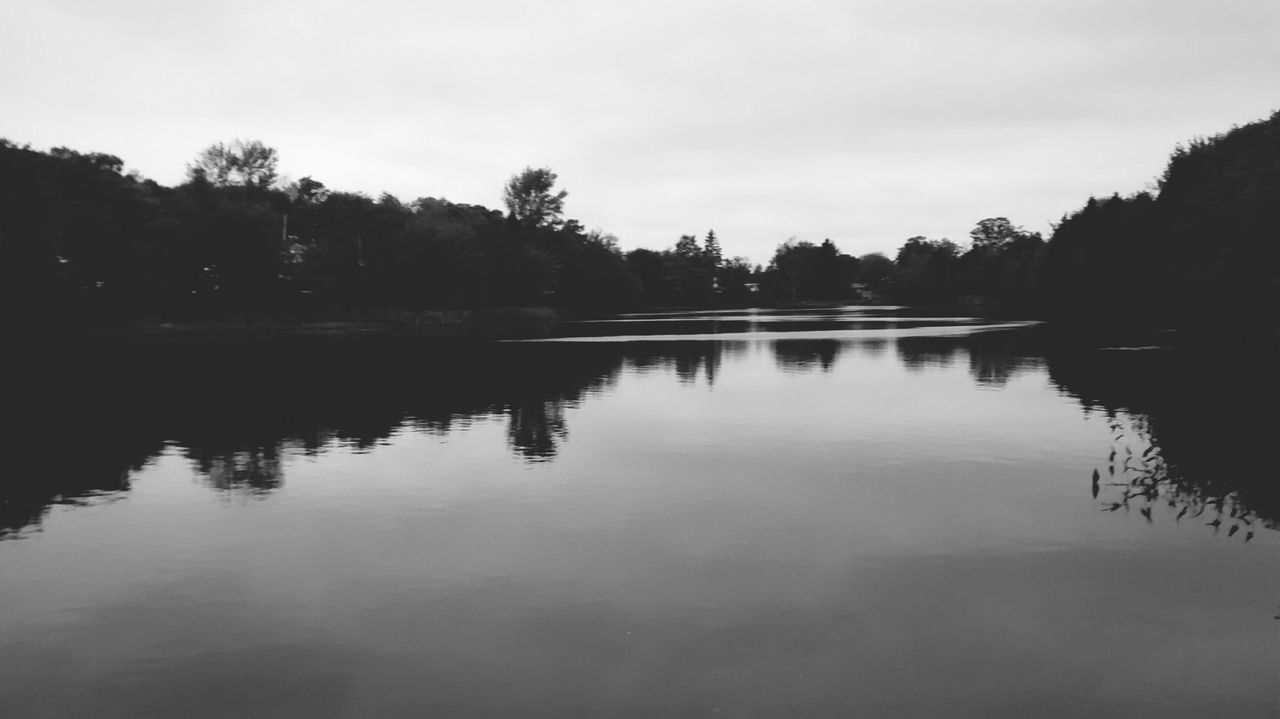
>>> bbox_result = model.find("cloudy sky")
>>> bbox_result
[2,0,1276,263]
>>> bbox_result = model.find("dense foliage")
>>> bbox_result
[0,145,641,326]
[1041,110,1280,328]
[843,108,1279,328]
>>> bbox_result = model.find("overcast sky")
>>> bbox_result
[2,0,1276,263]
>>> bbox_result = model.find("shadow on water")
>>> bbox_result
[2,325,1275,541]
[1047,343,1279,536]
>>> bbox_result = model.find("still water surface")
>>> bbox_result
[2,308,1276,716]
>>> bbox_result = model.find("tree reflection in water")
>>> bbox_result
[897,332,1047,387]
[773,339,841,372]
[622,342,735,388]
[1047,344,1278,536]
[1,338,625,537]
[2,330,1273,542]
[507,399,567,462]
[192,446,284,494]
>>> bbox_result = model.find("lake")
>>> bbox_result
[2,307,1276,717]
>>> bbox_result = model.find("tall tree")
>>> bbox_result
[703,229,722,267]
[503,167,567,229]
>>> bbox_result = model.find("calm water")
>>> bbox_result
[2,308,1277,717]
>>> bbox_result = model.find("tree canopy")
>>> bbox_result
[502,167,567,229]
[186,139,279,188]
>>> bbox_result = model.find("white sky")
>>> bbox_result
[2,0,1276,264]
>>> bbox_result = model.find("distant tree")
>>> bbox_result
[718,256,756,305]
[968,217,1038,251]
[288,176,329,205]
[703,229,722,267]
[585,228,620,251]
[892,236,960,303]
[673,233,701,258]
[956,218,1045,304]
[767,239,816,303]
[666,234,715,305]
[540,227,639,312]
[50,147,123,174]
[812,238,856,300]
[764,238,856,303]
[625,248,668,306]
[503,167,567,229]
[856,252,894,292]
[186,139,279,188]
[378,192,405,210]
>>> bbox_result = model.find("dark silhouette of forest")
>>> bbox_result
[869,108,1279,330]
[1039,110,1280,329]
[0,143,642,327]
[1,109,1276,329]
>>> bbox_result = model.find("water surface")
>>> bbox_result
[2,307,1276,716]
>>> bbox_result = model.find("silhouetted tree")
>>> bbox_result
[186,139,279,188]
[704,229,722,267]
[718,256,757,305]
[625,248,669,306]
[891,236,959,304]
[1038,109,1279,329]
[968,217,1025,251]
[761,238,857,304]
[856,252,894,294]
[955,218,1045,305]
[503,167,567,229]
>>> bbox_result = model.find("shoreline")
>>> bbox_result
[38,307,560,344]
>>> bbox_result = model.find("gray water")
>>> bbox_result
[1,308,1276,716]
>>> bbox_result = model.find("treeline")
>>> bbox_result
[2,109,1277,329]
[0,137,785,325]
[0,133,1051,325]
[864,217,1047,308]
[877,109,1279,329]
[0,141,648,326]
[1040,110,1279,328]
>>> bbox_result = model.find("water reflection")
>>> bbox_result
[773,339,841,372]
[1089,415,1267,541]
[1048,344,1279,534]
[622,341,734,386]
[192,446,285,494]
[2,339,622,537]
[3,321,1275,542]
[897,332,1047,387]
[508,399,567,462]
[896,336,963,371]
